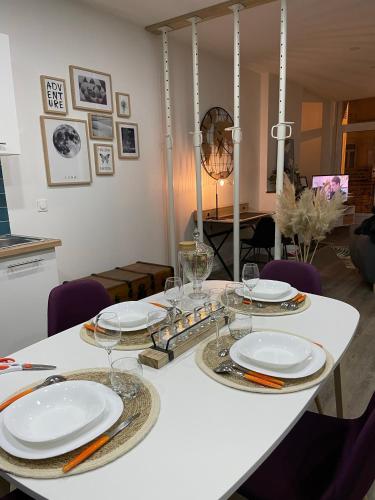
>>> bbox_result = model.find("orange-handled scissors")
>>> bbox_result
[0,357,56,374]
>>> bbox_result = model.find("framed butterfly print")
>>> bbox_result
[94,144,114,175]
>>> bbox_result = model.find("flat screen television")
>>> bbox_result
[311,174,349,201]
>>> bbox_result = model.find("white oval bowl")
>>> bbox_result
[3,381,106,444]
[99,301,167,330]
[0,384,123,460]
[251,280,291,300]
[237,330,312,369]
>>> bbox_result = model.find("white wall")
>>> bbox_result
[0,0,168,281]
[168,40,261,244]
[258,73,336,211]
[0,0,263,279]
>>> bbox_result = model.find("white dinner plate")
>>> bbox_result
[236,331,312,370]
[0,384,123,460]
[230,336,326,378]
[249,280,291,300]
[235,286,299,303]
[98,302,167,331]
[3,381,106,444]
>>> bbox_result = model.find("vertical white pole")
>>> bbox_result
[228,4,243,281]
[188,17,204,242]
[273,0,290,260]
[159,27,177,270]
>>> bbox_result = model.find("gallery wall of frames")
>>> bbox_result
[40,68,139,186]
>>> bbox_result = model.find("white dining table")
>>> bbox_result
[0,281,360,500]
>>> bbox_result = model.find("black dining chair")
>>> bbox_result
[238,392,375,500]
[240,216,275,263]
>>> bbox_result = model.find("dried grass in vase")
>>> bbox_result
[273,176,346,263]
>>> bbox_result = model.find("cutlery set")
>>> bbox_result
[243,292,306,310]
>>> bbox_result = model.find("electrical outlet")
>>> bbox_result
[36,199,48,212]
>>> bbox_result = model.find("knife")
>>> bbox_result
[63,412,140,473]
[0,363,56,374]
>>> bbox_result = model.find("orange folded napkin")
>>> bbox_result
[243,373,283,389]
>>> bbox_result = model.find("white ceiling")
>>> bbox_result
[79,0,375,100]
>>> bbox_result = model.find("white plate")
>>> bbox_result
[3,381,106,444]
[250,280,291,300]
[236,286,299,303]
[0,384,123,460]
[98,302,167,331]
[230,336,326,378]
[236,331,312,369]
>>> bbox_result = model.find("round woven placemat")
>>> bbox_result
[221,294,311,316]
[0,368,160,478]
[196,330,333,394]
[80,327,152,350]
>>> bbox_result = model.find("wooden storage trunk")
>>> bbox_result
[94,268,152,300]
[79,275,129,304]
[119,261,174,294]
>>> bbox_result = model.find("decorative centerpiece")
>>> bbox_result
[274,176,345,263]
[179,229,214,299]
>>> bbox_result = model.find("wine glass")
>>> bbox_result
[209,298,225,353]
[94,312,121,379]
[242,263,260,306]
[164,277,183,331]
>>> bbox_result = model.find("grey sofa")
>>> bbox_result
[350,232,375,291]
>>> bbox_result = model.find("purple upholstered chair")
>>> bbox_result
[238,392,375,500]
[260,259,322,295]
[47,279,112,337]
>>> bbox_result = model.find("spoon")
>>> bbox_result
[0,374,67,412]
[218,348,229,357]
[280,301,298,311]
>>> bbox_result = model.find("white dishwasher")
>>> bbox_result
[0,249,59,356]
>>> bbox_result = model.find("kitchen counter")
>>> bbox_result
[0,237,61,259]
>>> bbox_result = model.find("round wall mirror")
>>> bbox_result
[200,106,234,180]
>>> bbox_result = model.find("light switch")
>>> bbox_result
[37,199,48,212]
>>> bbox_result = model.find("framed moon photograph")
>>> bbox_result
[69,65,113,113]
[88,113,114,140]
[116,92,131,118]
[40,116,92,186]
[40,75,68,115]
[94,144,114,175]
[116,122,139,159]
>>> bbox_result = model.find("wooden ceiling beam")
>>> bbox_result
[145,0,277,34]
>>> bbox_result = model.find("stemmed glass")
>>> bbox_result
[242,263,260,306]
[164,277,183,332]
[94,312,121,379]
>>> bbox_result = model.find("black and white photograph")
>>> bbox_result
[88,113,114,140]
[40,116,92,186]
[69,65,113,113]
[94,144,114,175]
[40,75,68,115]
[116,92,131,118]
[116,122,139,159]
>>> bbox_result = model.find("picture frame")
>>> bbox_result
[94,144,115,175]
[40,116,92,186]
[300,176,308,188]
[88,113,114,141]
[40,75,68,115]
[69,65,113,113]
[115,92,131,118]
[116,122,139,159]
